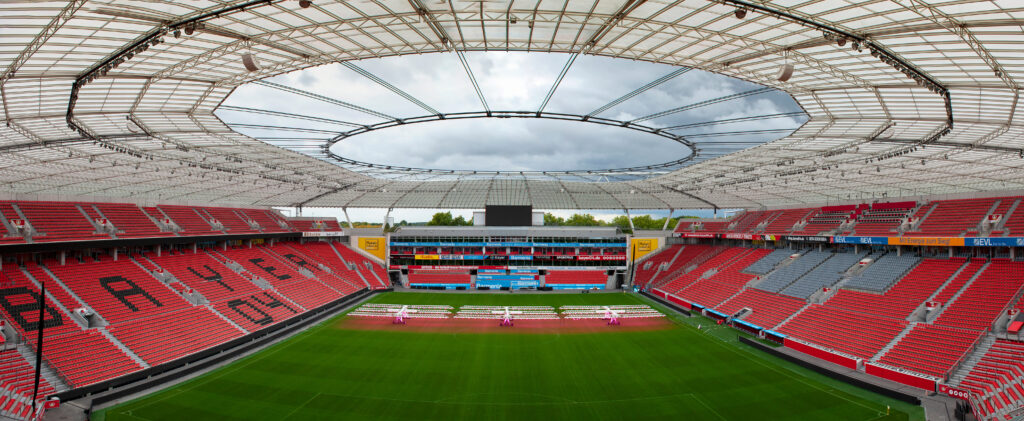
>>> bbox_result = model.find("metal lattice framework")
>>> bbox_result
[1,0,1023,210]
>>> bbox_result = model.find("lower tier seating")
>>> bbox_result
[876,324,982,378]
[935,259,1024,331]
[1,349,55,418]
[958,340,1024,419]
[545,270,606,284]
[716,288,806,329]
[777,305,907,360]
[633,245,680,287]
[37,330,142,388]
[107,307,244,366]
[824,258,963,320]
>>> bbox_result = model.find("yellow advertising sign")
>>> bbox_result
[414,254,440,260]
[887,237,965,247]
[630,238,661,262]
[357,237,387,260]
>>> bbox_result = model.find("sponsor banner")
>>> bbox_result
[723,233,757,240]
[414,254,440,260]
[478,269,505,274]
[965,237,1024,247]
[476,280,540,289]
[407,265,482,270]
[390,241,627,248]
[938,384,972,401]
[410,283,469,289]
[832,236,889,245]
[555,255,576,260]
[577,255,603,261]
[477,274,538,281]
[733,319,763,332]
[865,363,936,391]
[762,234,778,241]
[302,231,345,237]
[630,238,660,262]
[888,237,965,247]
[510,268,539,274]
[509,255,533,261]
[678,232,717,238]
[785,235,831,243]
[356,237,386,260]
[549,284,605,290]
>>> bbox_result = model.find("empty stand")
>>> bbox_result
[633,245,680,287]
[743,249,792,275]
[106,306,243,366]
[934,259,1024,331]
[38,330,142,388]
[200,207,256,234]
[45,258,191,325]
[842,254,920,293]
[755,250,830,294]
[545,270,606,285]
[906,198,997,237]
[151,251,261,303]
[778,305,908,360]
[877,324,982,378]
[958,340,1024,417]
[778,250,867,299]
[761,208,813,234]
[15,201,106,242]
[825,258,962,320]
[716,288,806,329]
[157,205,218,234]
[93,203,170,238]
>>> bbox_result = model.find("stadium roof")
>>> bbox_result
[1,0,1022,210]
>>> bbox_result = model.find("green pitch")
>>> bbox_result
[94,292,924,420]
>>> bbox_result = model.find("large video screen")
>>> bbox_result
[485,205,533,226]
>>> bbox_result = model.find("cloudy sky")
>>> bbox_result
[217,52,805,222]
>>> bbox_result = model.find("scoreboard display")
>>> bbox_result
[485,205,532,226]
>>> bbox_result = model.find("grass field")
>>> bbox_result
[95,292,925,420]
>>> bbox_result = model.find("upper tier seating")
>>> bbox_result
[238,209,292,232]
[107,306,243,366]
[842,254,920,293]
[199,207,257,234]
[633,245,680,287]
[906,198,998,237]
[778,305,908,360]
[15,201,105,242]
[754,250,831,294]
[1001,198,1024,236]
[824,258,963,320]
[93,203,170,238]
[852,202,916,236]
[727,210,773,233]
[934,259,1024,331]
[778,250,869,299]
[545,270,606,285]
[156,205,218,234]
[793,207,852,235]
[743,249,792,275]
[876,324,983,378]
[45,258,191,324]
[678,220,730,234]
[761,208,814,234]
[0,203,24,243]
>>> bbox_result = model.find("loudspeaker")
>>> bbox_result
[241,53,260,72]
[777,63,794,82]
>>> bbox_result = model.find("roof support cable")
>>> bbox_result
[253,80,395,120]
[537,52,579,114]
[587,67,691,117]
[456,50,490,113]
[631,87,772,123]
[340,62,441,116]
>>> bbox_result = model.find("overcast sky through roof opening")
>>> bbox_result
[220,51,805,176]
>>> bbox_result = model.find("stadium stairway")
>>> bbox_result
[906,258,972,322]
[948,335,997,385]
[322,242,373,289]
[95,327,149,368]
[14,344,67,392]
[871,322,918,362]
